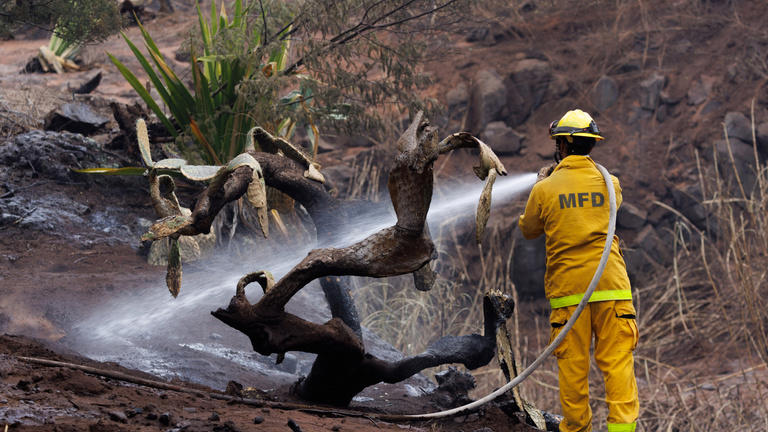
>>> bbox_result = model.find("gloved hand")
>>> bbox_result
[536,163,557,182]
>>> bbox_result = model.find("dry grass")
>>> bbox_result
[0,86,55,138]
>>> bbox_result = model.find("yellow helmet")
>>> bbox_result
[549,109,603,140]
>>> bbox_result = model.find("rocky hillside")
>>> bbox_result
[410,0,768,297]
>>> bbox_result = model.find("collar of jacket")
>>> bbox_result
[552,155,596,173]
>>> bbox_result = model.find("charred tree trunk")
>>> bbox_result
[161,112,509,405]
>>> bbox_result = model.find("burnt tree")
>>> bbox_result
[147,112,512,405]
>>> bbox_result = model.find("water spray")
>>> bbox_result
[72,173,538,350]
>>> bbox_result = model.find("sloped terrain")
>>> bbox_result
[2,0,768,430]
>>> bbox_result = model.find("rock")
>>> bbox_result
[213,421,241,432]
[431,367,475,409]
[15,379,31,391]
[623,247,652,280]
[724,111,752,144]
[44,102,109,135]
[125,408,143,418]
[446,82,469,108]
[634,224,671,266]
[446,82,469,121]
[512,229,546,299]
[660,89,683,106]
[593,75,619,111]
[638,73,666,110]
[468,69,507,133]
[617,203,647,230]
[656,104,669,123]
[543,411,563,431]
[616,61,641,74]
[90,419,127,432]
[466,27,490,43]
[687,75,717,106]
[481,121,524,155]
[159,412,172,426]
[287,419,303,432]
[701,99,721,115]
[504,59,551,126]
[715,138,758,193]
[108,410,128,423]
[670,185,706,226]
[208,412,220,421]
[472,428,494,432]
[252,416,264,424]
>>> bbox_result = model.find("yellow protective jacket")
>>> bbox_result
[518,155,631,308]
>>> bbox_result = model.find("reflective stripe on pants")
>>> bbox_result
[549,300,639,432]
[606,422,637,432]
[549,289,633,309]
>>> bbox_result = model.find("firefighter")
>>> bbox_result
[518,109,639,432]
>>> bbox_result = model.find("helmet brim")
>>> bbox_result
[550,132,604,140]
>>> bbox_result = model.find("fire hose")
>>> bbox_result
[401,162,619,420]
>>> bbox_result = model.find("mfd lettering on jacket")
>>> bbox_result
[558,192,605,209]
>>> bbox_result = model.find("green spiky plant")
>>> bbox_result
[108,0,318,165]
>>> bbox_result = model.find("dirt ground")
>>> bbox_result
[0,334,537,432]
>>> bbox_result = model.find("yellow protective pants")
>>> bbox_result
[549,300,639,432]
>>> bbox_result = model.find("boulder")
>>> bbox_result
[445,82,469,122]
[715,138,758,193]
[481,121,524,155]
[724,111,752,144]
[593,75,619,112]
[687,75,717,106]
[638,73,666,111]
[512,229,546,299]
[622,246,654,280]
[670,185,708,228]
[504,59,551,127]
[634,224,671,266]
[44,102,109,135]
[617,203,647,230]
[467,69,507,134]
